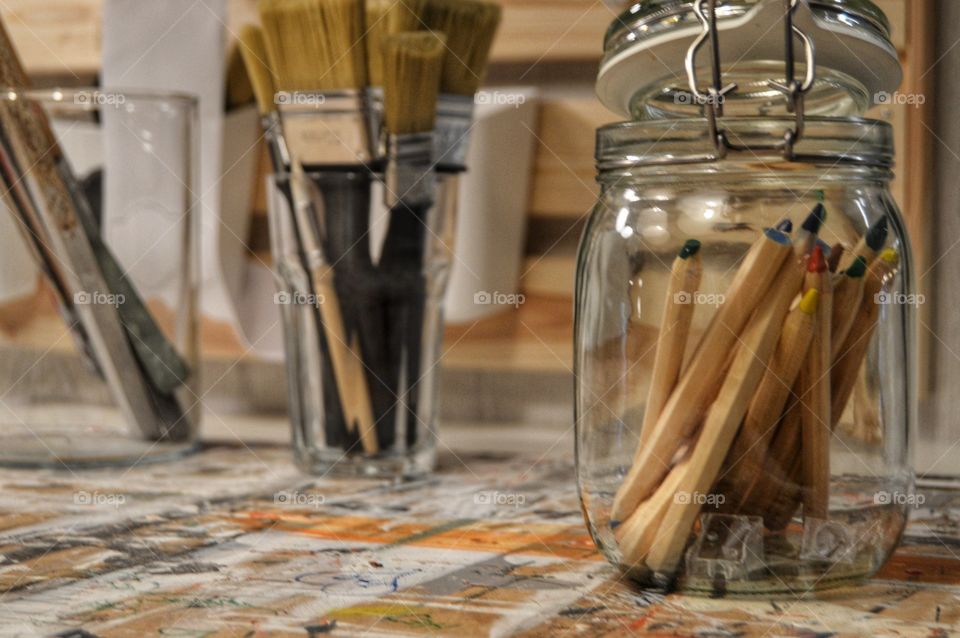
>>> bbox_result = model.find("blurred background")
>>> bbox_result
[2,0,957,469]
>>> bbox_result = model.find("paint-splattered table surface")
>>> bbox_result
[0,427,959,637]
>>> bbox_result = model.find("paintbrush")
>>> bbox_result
[365,0,425,89]
[261,0,380,455]
[379,31,446,449]
[0,18,192,441]
[420,0,502,172]
[240,24,353,449]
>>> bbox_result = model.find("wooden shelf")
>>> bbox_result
[443,295,572,373]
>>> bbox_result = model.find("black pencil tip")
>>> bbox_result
[866,217,889,251]
[802,203,826,234]
[679,239,702,259]
[776,219,793,233]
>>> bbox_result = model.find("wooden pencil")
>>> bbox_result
[840,216,889,271]
[832,249,900,434]
[828,243,845,273]
[830,256,867,359]
[642,263,809,574]
[800,244,832,520]
[717,287,818,511]
[636,240,703,450]
[740,401,803,523]
[793,204,826,257]
[616,454,689,568]
[611,228,794,523]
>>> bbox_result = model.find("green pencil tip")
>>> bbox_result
[679,240,701,259]
[846,256,868,279]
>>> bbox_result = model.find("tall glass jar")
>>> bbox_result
[0,89,201,468]
[576,0,913,595]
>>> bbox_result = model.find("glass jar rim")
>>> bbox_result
[0,87,198,110]
[596,115,893,170]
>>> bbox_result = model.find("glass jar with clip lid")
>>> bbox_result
[576,0,914,595]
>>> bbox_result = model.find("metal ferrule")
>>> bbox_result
[433,94,475,173]
[366,86,386,161]
[262,111,291,172]
[385,132,436,209]
[276,89,377,167]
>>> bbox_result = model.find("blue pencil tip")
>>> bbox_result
[764,228,792,246]
[776,219,793,233]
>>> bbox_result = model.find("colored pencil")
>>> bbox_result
[793,204,826,257]
[636,240,703,449]
[800,244,832,519]
[611,228,794,523]
[832,249,900,435]
[643,266,809,574]
[718,287,818,511]
[830,256,867,359]
[841,216,889,271]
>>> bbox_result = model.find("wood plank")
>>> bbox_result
[520,254,576,298]
[492,0,610,63]
[530,98,617,218]
[444,295,572,372]
[2,0,101,79]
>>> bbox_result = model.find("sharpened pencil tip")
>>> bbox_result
[764,228,792,246]
[801,203,826,234]
[679,239,701,259]
[880,247,900,266]
[799,288,820,315]
[845,256,868,279]
[807,244,827,273]
[866,217,890,251]
[776,219,794,233]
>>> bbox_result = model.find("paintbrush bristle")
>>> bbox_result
[365,0,427,86]
[237,25,277,115]
[260,0,368,92]
[383,32,446,135]
[225,40,256,110]
[420,0,501,96]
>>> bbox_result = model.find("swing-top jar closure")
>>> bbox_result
[597,0,902,123]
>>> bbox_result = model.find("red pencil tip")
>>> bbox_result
[807,244,827,273]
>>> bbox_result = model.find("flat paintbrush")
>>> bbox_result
[420,0,502,172]
[379,31,445,449]
[240,24,350,449]
[261,0,380,455]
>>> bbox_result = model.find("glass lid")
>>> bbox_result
[597,0,902,119]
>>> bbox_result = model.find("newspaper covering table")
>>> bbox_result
[0,441,957,636]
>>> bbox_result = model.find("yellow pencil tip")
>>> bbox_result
[880,248,900,266]
[799,289,820,315]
